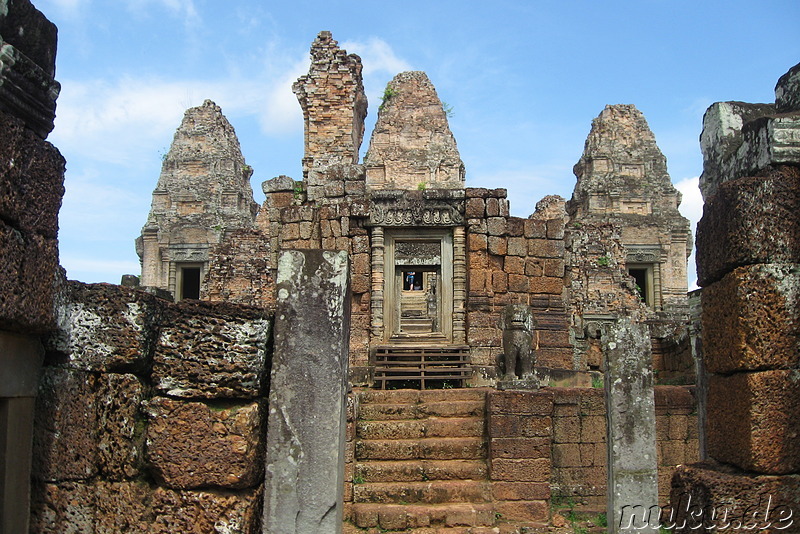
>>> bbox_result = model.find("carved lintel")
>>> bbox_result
[367,197,464,227]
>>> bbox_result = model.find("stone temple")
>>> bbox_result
[2,4,800,533]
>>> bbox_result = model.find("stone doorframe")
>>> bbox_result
[370,226,466,344]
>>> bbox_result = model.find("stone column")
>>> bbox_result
[452,226,467,344]
[603,317,659,533]
[263,250,351,534]
[369,226,385,340]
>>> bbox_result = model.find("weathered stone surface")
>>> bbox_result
[97,374,145,480]
[94,480,153,533]
[137,99,257,296]
[203,228,275,309]
[669,462,800,533]
[32,367,98,481]
[701,264,800,373]
[0,109,64,237]
[0,108,64,333]
[707,369,800,474]
[29,481,96,534]
[46,281,163,373]
[775,62,800,113]
[698,101,777,201]
[699,98,800,201]
[365,71,464,190]
[695,168,800,285]
[0,0,60,137]
[150,487,262,534]
[264,250,350,534]
[152,299,271,399]
[293,31,366,178]
[603,317,658,533]
[146,397,264,489]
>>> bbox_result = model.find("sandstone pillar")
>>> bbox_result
[263,250,351,534]
[603,317,658,533]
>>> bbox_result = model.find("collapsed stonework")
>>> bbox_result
[670,63,800,533]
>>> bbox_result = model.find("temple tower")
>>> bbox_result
[136,100,257,300]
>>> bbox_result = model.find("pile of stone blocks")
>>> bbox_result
[671,63,800,532]
[30,282,272,533]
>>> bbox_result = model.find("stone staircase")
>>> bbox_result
[348,388,500,533]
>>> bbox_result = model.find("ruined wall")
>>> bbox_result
[671,63,800,532]
[293,31,367,181]
[486,387,697,521]
[466,191,573,379]
[31,282,271,533]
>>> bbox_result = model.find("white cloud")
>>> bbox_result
[123,0,200,25]
[341,37,412,77]
[51,64,307,167]
[676,176,703,290]
[258,57,307,135]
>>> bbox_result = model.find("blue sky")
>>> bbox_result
[36,0,800,287]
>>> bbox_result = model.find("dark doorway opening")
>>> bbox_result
[180,266,201,300]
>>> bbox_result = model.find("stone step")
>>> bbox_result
[355,459,488,482]
[351,502,497,530]
[354,480,493,505]
[357,417,485,440]
[356,437,487,461]
[358,388,488,405]
[359,400,486,420]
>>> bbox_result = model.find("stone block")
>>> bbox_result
[0,221,60,333]
[488,390,553,416]
[696,169,800,286]
[46,281,163,373]
[489,437,550,459]
[553,443,582,467]
[97,374,145,480]
[528,238,565,258]
[94,480,153,533]
[491,271,508,293]
[702,264,800,374]
[494,500,549,522]
[150,486,262,534]
[487,217,507,236]
[553,415,580,443]
[486,197,500,216]
[153,300,271,399]
[491,458,551,482]
[669,463,800,533]
[504,255,524,275]
[508,274,528,293]
[0,110,64,236]
[507,217,524,237]
[507,236,527,257]
[776,62,800,113]
[707,369,800,474]
[546,219,565,239]
[32,367,98,481]
[146,397,264,489]
[524,219,546,239]
[488,236,507,256]
[493,482,550,501]
[29,481,95,534]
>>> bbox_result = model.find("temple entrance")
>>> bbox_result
[384,229,453,343]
